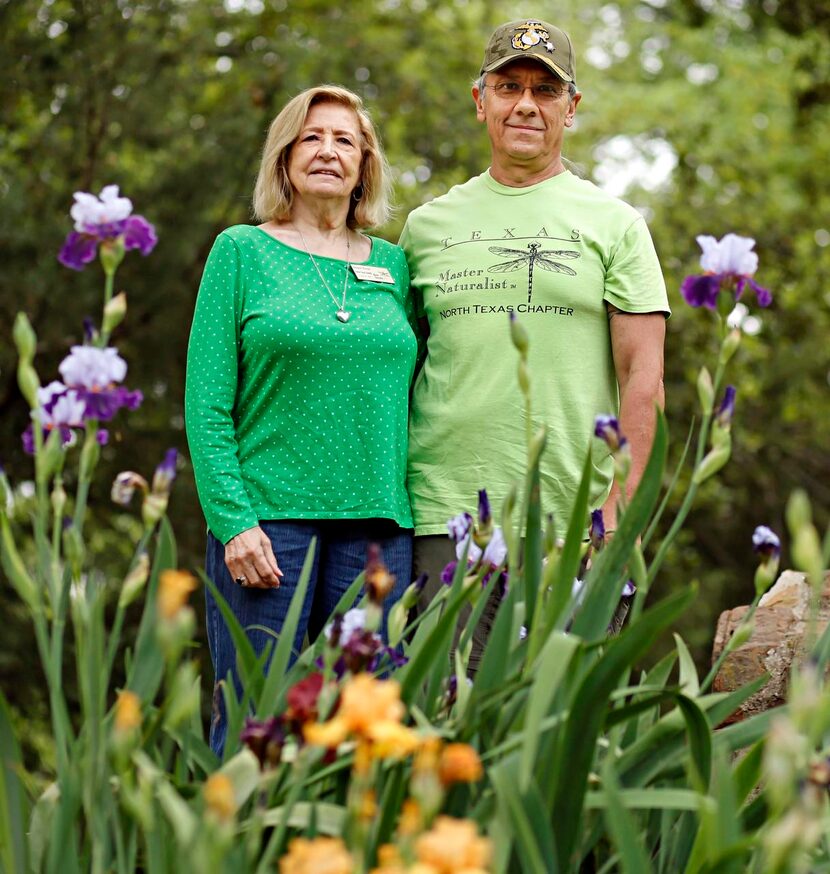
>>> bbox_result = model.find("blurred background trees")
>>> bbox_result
[1,0,828,756]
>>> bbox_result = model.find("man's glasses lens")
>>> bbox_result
[489,82,565,101]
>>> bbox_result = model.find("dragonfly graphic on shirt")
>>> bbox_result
[487,242,580,304]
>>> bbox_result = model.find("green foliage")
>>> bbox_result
[2,258,830,872]
[0,690,29,874]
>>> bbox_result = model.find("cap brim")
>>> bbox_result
[482,54,574,83]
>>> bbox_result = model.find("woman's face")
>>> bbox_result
[287,102,364,206]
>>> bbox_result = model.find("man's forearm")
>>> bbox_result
[601,371,665,532]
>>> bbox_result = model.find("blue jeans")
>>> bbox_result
[204,518,412,756]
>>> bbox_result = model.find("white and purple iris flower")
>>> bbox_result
[22,346,142,454]
[461,526,508,570]
[324,607,367,647]
[21,381,86,454]
[58,345,143,421]
[321,607,406,677]
[447,512,473,543]
[752,525,781,559]
[594,414,628,452]
[442,492,508,587]
[681,234,772,310]
[58,185,157,271]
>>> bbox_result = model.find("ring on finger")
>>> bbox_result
[235,576,249,587]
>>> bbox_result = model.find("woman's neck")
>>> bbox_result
[290,197,350,236]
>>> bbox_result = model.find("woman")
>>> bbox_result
[185,85,417,755]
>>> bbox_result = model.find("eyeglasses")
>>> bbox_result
[484,81,568,102]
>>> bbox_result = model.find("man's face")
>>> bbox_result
[473,59,580,173]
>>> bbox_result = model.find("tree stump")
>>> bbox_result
[711,570,830,724]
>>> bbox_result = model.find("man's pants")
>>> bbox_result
[412,534,502,675]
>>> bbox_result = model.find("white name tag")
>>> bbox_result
[350,264,395,284]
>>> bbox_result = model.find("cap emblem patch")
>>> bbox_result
[511,21,555,54]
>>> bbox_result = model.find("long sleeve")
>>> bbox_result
[185,233,258,543]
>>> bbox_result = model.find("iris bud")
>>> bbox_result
[13,313,37,363]
[17,361,41,409]
[693,438,732,484]
[387,601,407,648]
[119,552,150,609]
[509,311,529,356]
[697,366,714,415]
[719,327,742,366]
[102,291,127,334]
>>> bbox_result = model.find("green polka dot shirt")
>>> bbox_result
[185,225,417,544]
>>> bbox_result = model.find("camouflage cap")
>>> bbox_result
[480,19,576,84]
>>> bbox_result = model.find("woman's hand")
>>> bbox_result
[224,526,283,589]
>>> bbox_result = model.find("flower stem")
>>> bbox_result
[100,269,115,347]
[105,532,151,681]
[700,596,761,693]
[256,751,317,872]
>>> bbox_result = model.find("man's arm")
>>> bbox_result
[601,305,666,532]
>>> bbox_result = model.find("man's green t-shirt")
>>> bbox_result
[400,170,670,536]
[185,225,417,544]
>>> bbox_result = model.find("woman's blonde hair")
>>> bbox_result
[252,85,391,230]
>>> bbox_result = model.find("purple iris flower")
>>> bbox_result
[412,571,429,593]
[22,425,72,455]
[621,580,636,598]
[594,414,627,451]
[81,386,143,421]
[341,629,384,674]
[589,509,605,551]
[59,234,100,271]
[120,215,157,254]
[715,385,737,428]
[240,716,284,768]
[447,512,473,544]
[680,274,721,309]
[58,185,157,271]
[478,489,492,526]
[752,525,781,559]
[680,234,772,310]
[441,561,459,586]
[381,646,409,669]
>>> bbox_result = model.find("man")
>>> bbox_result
[400,18,669,666]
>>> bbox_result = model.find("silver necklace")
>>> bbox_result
[294,224,352,323]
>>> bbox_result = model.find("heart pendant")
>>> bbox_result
[336,309,351,323]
